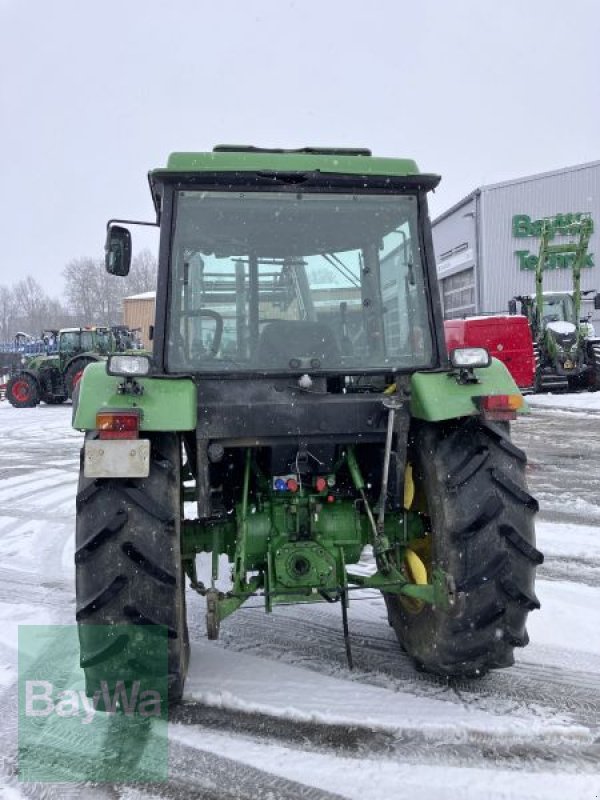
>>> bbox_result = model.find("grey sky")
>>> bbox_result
[1,0,599,298]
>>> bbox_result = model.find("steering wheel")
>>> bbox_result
[180,309,224,357]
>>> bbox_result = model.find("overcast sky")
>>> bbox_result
[1,0,599,298]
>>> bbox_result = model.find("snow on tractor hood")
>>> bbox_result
[547,320,576,336]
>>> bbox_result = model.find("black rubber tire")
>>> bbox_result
[42,395,67,405]
[385,417,542,678]
[75,432,189,704]
[587,340,600,390]
[6,373,40,408]
[532,343,542,393]
[64,357,96,399]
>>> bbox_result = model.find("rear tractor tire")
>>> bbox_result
[385,417,542,678]
[6,373,40,408]
[65,357,96,399]
[75,433,189,704]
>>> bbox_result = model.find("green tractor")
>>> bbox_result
[73,147,541,703]
[511,214,600,392]
[7,326,115,407]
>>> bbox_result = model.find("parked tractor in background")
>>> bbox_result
[6,326,139,408]
[509,214,600,392]
[73,146,541,704]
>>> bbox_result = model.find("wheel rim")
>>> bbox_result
[400,462,432,614]
[11,379,31,402]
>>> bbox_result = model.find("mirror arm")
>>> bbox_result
[106,218,159,231]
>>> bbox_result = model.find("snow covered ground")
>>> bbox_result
[0,399,598,799]
[527,389,600,413]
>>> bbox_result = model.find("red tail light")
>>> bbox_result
[96,410,140,439]
[476,394,524,421]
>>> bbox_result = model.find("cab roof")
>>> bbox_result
[153,146,423,177]
[148,146,440,217]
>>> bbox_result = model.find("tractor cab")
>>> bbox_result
[163,190,434,377]
[58,327,113,368]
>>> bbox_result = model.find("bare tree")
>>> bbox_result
[0,286,17,340]
[13,276,49,334]
[63,258,101,322]
[45,297,74,330]
[124,249,158,296]
[64,252,156,326]
[97,268,126,325]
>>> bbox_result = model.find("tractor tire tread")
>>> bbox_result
[75,509,129,562]
[499,523,544,564]
[76,479,101,509]
[491,468,539,511]
[499,575,540,610]
[446,447,490,490]
[385,418,540,679]
[453,494,504,539]
[121,541,177,586]
[75,433,188,703]
[480,421,528,463]
[76,574,129,621]
[119,486,175,523]
[123,605,178,638]
[455,552,508,593]
[79,634,129,668]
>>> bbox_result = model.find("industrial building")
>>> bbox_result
[432,160,600,322]
[122,291,155,349]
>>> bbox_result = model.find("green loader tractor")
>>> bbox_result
[8,326,127,407]
[511,214,600,392]
[73,147,542,704]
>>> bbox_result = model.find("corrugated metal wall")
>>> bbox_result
[481,162,600,319]
[123,297,155,349]
[432,194,478,316]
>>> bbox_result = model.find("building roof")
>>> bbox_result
[433,158,600,226]
[124,291,156,301]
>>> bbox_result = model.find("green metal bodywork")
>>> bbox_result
[24,353,60,372]
[410,358,526,421]
[154,150,422,179]
[73,362,197,430]
[73,358,522,431]
[181,445,435,625]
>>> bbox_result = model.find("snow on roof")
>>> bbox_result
[124,291,156,301]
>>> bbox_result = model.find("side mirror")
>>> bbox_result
[105,225,131,276]
[508,298,517,315]
[594,294,600,311]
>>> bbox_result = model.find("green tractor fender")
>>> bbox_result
[73,359,521,430]
[72,361,197,431]
[410,357,527,422]
[14,367,42,382]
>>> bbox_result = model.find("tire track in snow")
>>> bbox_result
[187,599,600,730]
[171,703,600,774]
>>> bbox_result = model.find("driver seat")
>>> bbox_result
[256,320,340,368]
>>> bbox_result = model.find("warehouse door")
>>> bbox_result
[441,268,475,318]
